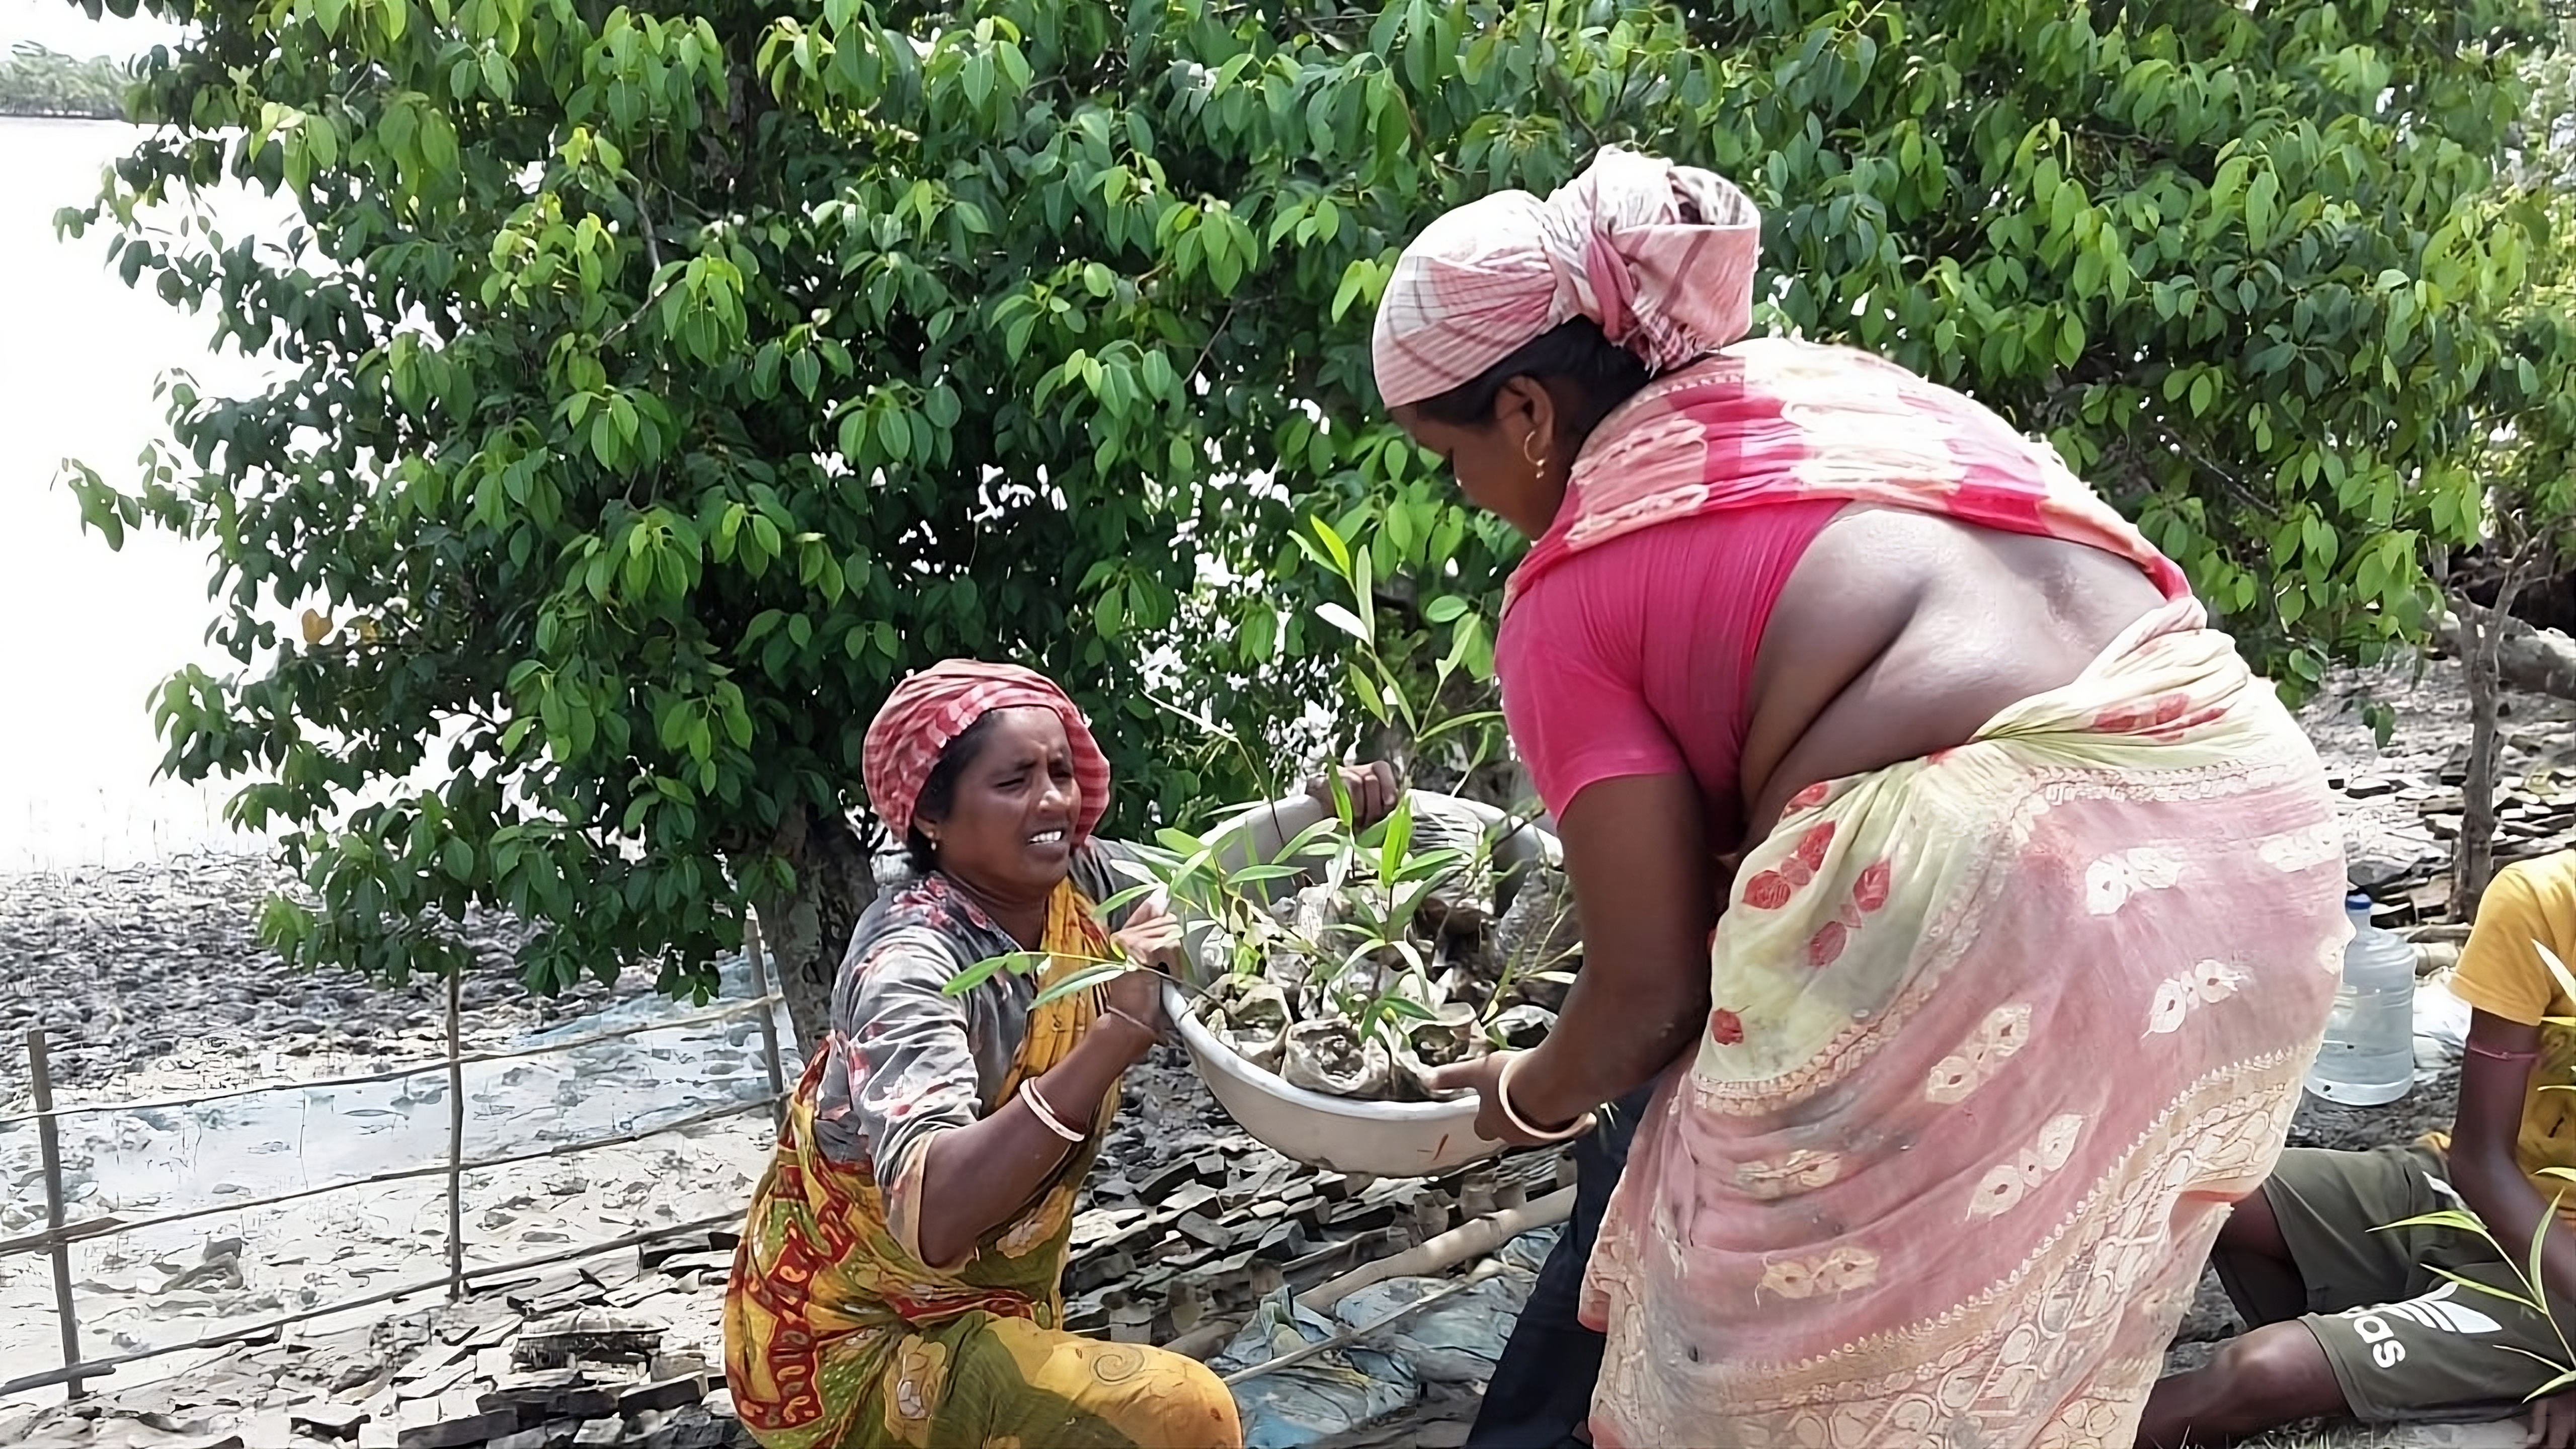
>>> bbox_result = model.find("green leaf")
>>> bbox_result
[1306,515,1353,579]
[1378,794,1413,882]
[1374,993,1437,1024]
[2374,1210,2489,1238]
[2244,168,2280,253]
[1314,601,1371,642]
[1346,659,1389,720]
[1031,959,1131,1007]
[1223,863,1307,885]
[1278,816,1351,865]
[1094,880,1165,919]
[2527,1369,2576,1404]
[2537,941,2576,1005]
[2534,1189,2559,1322]
[2418,1262,2543,1316]
[945,949,1045,996]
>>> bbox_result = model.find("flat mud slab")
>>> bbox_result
[0,1230,746,1449]
[0,853,641,1103]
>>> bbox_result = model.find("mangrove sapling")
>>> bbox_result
[945,514,1581,1101]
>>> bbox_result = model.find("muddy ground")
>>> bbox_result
[0,657,2568,1445]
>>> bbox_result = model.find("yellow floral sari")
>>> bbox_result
[725,882,1240,1448]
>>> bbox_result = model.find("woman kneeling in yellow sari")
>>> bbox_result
[725,660,1391,1448]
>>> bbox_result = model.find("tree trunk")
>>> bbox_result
[2454,587,2505,922]
[747,801,882,1057]
[2449,551,2543,923]
[2437,603,2576,701]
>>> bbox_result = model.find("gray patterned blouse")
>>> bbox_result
[806,840,1146,1196]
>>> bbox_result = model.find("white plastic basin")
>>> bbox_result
[1163,978,1500,1178]
[1160,792,1559,1179]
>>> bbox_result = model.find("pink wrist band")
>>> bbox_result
[2467,1041,2543,1063]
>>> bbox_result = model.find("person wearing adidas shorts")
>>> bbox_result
[2141,852,2576,1447]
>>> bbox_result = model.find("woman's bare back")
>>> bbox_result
[1736,506,2172,836]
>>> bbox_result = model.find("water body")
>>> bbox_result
[0,116,284,872]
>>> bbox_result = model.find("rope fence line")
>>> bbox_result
[0,1093,782,1263]
[4,928,793,1406]
[0,992,784,1129]
[0,1207,746,1400]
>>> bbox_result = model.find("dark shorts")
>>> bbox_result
[1465,1083,1657,1449]
[2218,1144,2573,1422]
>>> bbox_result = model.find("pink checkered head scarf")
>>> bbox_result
[1371,147,1764,409]
[861,660,1112,843]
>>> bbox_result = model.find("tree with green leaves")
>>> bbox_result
[60,0,2561,1041]
[2508,15,2576,193]
[2445,16,2576,918]
[2,41,126,118]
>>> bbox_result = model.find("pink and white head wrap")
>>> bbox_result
[1371,147,1764,410]
[860,659,1112,842]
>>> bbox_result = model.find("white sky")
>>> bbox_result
[2,0,181,58]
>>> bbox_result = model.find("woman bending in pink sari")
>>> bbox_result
[1384,148,2348,1448]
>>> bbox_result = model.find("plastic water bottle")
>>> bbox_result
[2305,894,2418,1106]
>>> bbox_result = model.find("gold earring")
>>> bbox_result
[1520,432,1550,473]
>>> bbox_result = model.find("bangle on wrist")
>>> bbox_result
[1495,1051,1594,1143]
[1103,1005,1162,1043]
[1017,1078,1085,1143]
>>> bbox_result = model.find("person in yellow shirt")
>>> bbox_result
[2138,852,2576,1447]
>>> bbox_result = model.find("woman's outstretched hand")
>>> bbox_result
[1112,893,1186,974]
[1419,1050,1597,1148]
[1307,760,1401,829]
[1103,896,1180,1061]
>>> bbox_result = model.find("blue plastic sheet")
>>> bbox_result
[1214,1287,1421,1449]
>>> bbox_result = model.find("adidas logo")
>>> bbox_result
[2373,1284,2505,1337]
[2340,1283,2506,1369]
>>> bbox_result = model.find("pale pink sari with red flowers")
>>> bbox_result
[1531,339,2347,1448]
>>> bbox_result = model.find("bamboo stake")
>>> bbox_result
[445,969,465,1300]
[27,1029,85,1399]
[1298,1186,1573,1314]
[745,914,788,1129]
